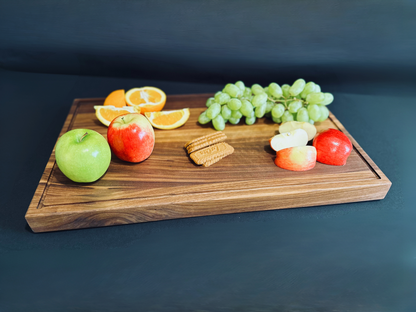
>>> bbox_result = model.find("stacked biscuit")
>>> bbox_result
[184,132,234,167]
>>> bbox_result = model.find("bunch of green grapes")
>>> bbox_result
[198,79,334,131]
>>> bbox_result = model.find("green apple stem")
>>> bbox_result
[79,132,88,143]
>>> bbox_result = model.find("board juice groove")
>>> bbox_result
[25,95,391,232]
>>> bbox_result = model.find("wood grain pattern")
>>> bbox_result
[25,94,391,232]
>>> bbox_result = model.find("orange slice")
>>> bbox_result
[145,108,190,130]
[125,87,166,113]
[104,89,126,108]
[94,105,141,126]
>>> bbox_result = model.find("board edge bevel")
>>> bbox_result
[25,178,392,233]
[25,99,83,228]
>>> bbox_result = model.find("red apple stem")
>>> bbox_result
[79,132,88,142]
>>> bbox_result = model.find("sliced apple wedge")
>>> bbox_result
[269,129,308,152]
[275,146,317,171]
[279,121,317,141]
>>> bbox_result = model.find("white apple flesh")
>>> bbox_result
[279,121,317,141]
[269,129,308,152]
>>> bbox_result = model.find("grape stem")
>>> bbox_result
[267,96,308,107]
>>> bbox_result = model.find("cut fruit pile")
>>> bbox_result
[97,87,185,129]
[145,108,190,130]
[269,121,353,171]
[270,126,317,172]
[125,87,166,113]
[95,105,141,126]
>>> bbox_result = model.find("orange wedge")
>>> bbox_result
[145,108,190,130]
[125,87,166,113]
[94,105,141,126]
[104,89,126,107]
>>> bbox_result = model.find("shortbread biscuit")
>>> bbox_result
[190,142,234,165]
[184,132,226,148]
[202,154,229,167]
[187,133,227,153]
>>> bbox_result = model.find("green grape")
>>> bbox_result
[308,119,315,125]
[231,110,243,119]
[227,98,242,110]
[246,110,255,118]
[281,84,290,97]
[198,111,211,124]
[223,83,240,98]
[271,103,285,118]
[240,99,254,117]
[300,82,316,99]
[243,87,252,98]
[263,86,269,95]
[288,100,303,113]
[251,84,264,95]
[317,105,329,121]
[307,104,321,121]
[314,84,321,93]
[265,101,274,114]
[272,116,282,124]
[235,81,245,92]
[245,116,256,125]
[252,93,267,107]
[212,115,225,131]
[268,82,283,98]
[223,119,228,124]
[206,97,216,107]
[215,91,222,97]
[306,92,325,104]
[255,103,267,118]
[222,83,230,91]
[289,79,306,96]
[293,113,297,121]
[281,110,295,122]
[221,105,232,119]
[229,117,240,125]
[321,93,334,105]
[296,107,309,122]
[214,92,231,105]
[206,103,221,119]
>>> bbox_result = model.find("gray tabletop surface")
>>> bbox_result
[0,67,414,311]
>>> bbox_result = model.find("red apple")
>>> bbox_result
[275,146,316,171]
[313,128,352,166]
[107,113,155,163]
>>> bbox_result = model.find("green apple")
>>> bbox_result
[55,129,111,183]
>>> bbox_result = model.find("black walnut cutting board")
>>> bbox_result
[25,94,391,232]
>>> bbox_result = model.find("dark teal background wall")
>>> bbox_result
[1,0,415,85]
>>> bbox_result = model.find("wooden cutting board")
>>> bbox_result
[25,94,391,232]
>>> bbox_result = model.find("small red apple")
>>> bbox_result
[275,146,316,171]
[313,128,352,166]
[107,113,155,163]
